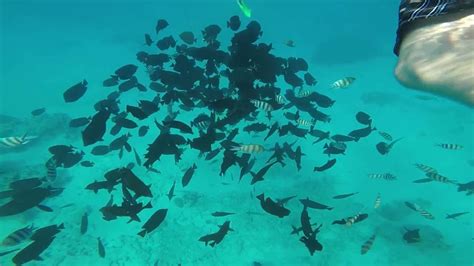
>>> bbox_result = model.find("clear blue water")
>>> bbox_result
[0,0,473,265]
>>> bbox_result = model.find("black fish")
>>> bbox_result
[103,75,119,87]
[179,31,196,45]
[264,122,279,141]
[69,117,91,128]
[167,181,176,200]
[115,117,138,129]
[355,111,372,125]
[118,77,138,92]
[100,201,152,222]
[121,168,152,198]
[276,195,296,205]
[310,129,330,143]
[63,80,88,103]
[244,122,268,133]
[256,193,291,218]
[126,105,148,120]
[80,161,95,167]
[300,206,312,237]
[457,181,474,195]
[294,146,303,171]
[290,223,318,235]
[85,180,118,194]
[211,212,235,217]
[156,35,176,50]
[331,134,355,142]
[376,138,403,155]
[82,109,110,146]
[199,221,232,247]
[98,238,105,258]
[145,33,153,46]
[133,148,142,166]
[115,64,138,80]
[163,120,193,134]
[227,15,241,31]
[138,209,168,237]
[182,164,197,187]
[138,126,149,137]
[446,212,469,220]
[12,236,55,264]
[91,145,110,155]
[155,19,169,34]
[348,125,376,140]
[403,228,420,243]
[332,192,358,199]
[80,213,88,235]
[299,198,333,210]
[313,159,336,172]
[0,187,56,217]
[9,178,44,191]
[304,72,317,86]
[31,108,46,116]
[31,223,64,241]
[251,160,279,185]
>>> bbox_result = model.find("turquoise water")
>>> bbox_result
[1,0,473,265]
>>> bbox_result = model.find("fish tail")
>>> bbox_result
[138,230,147,237]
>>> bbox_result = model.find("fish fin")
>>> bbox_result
[138,230,147,237]
[58,223,65,229]
[37,205,53,212]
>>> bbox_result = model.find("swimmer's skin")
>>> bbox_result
[394,9,474,107]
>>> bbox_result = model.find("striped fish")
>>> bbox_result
[296,118,314,127]
[425,172,457,184]
[231,144,265,153]
[374,193,381,209]
[296,90,313,98]
[368,173,396,181]
[361,234,376,255]
[413,203,435,220]
[436,143,463,150]
[414,163,438,174]
[2,225,35,246]
[0,135,37,148]
[276,94,286,104]
[251,100,273,112]
[378,131,392,141]
[45,157,57,182]
[345,213,363,227]
[331,77,356,89]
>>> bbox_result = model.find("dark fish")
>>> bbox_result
[300,206,312,237]
[163,120,193,134]
[149,82,167,92]
[0,248,20,257]
[243,122,268,133]
[199,221,232,247]
[80,213,88,235]
[256,193,291,218]
[80,161,95,167]
[332,192,358,200]
[457,181,474,195]
[310,129,330,143]
[30,223,64,241]
[264,122,279,141]
[179,31,196,45]
[205,148,222,161]
[299,198,333,210]
[331,134,355,142]
[211,212,235,217]
[121,168,152,198]
[126,105,148,120]
[313,159,336,172]
[118,77,138,92]
[251,160,279,185]
[115,117,138,129]
[290,223,318,235]
[31,108,46,116]
[9,178,44,191]
[69,117,91,128]
[156,35,176,50]
[82,109,110,146]
[138,126,149,137]
[182,164,197,187]
[138,209,168,237]
[103,75,119,87]
[403,228,420,243]
[85,180,118,194]
[155,19,169,34]
[276,195,296,205]
[0,187,56,217]
[348,125,376,140]
[376,138,403,155]
[133,148,142,166]
[91,145,110,155]
[2,225,35,246]
[167,181,176,200]
[98,238,105,258]
[144,33,153,46]
[227,15,241,31]
[446,212,469,220]
[107,91,121,101]
[12,236,55,264]
[355,111,372,125]
[63,80,88,103]
[115,64,138,80]
[299,224,323,255]
[294,146,303,171]
[304,72,317,86]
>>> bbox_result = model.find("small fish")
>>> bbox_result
[227,15,241,31]
[344,213,368,226]
[0,134,37,148]
[296,118,314,127]
[80,161,95,167]
[138,209,168,237]
[91,145,110,156]
[144,34,153,46]
[436,143,463,150]
[355,111,372,125]
[446,212,469,220]
[275,94,286,104]
[182,164,197,187]
[199,221,233,247]
[211,212,235,217]
[236,0,252,17]
[257,193,291,218]
[300,198,333,211]
[179,31,196,45]
[231,144,265,154]
[155,19,169,34]
[2,225,35,246]
[403,228,420,243]
[331,77,356,89]
[98,238,105,258]
[133,148,142,166]
[313,159,336,172]
[63,80,88,102]
[376,138,403,155]
[45,157,57,182]
[368,173,396,181]
[374,193,381,209]
[251,100,273,112]
[361,234,376,255]
[167,181,176,200]
[138,126,149,137]
[332,192,358,200]
[69,117,91,128]
[378,131,392,141]
[80,213,88,235]
[31,108,46,116]
[285,40,295,47]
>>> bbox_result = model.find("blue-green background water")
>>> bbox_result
[1,0,473,265]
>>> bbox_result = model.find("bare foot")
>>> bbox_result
[394,10,474,107]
